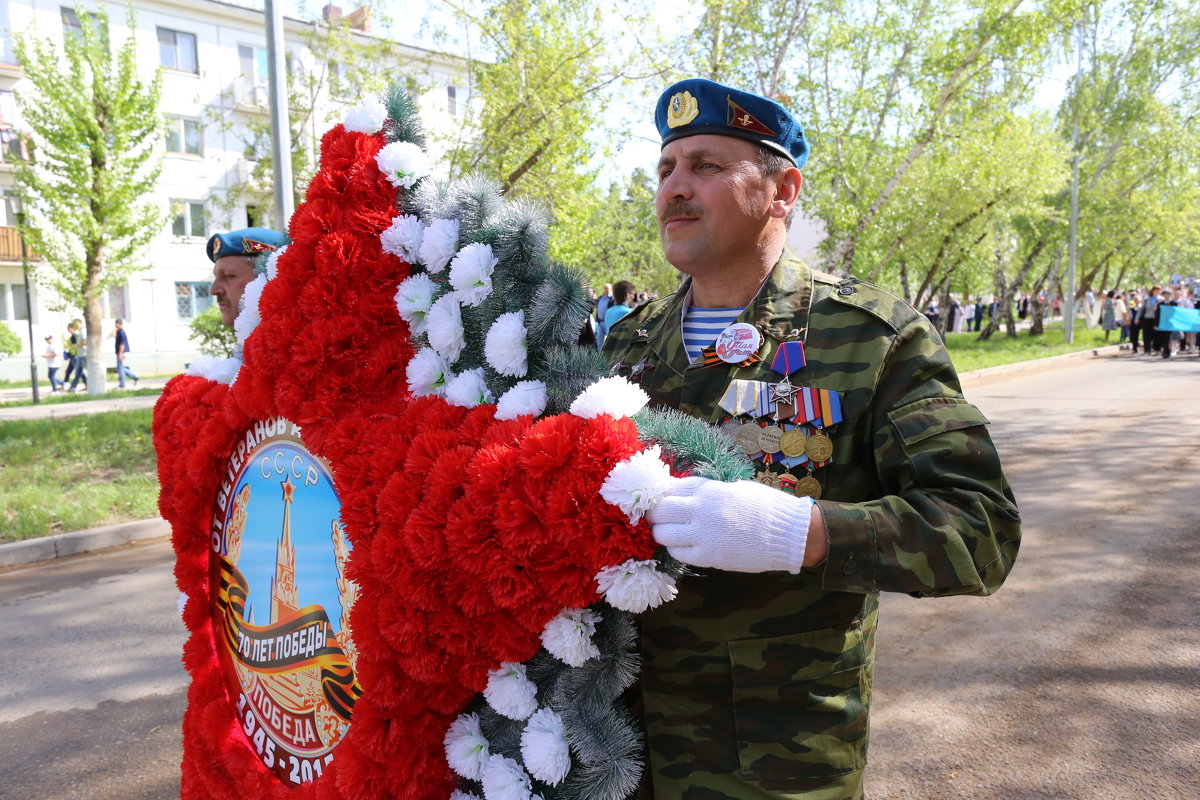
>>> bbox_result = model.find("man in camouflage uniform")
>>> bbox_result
[604,78,1021,800]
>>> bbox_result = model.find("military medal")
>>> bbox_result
[777,472,798,494]
[795,475,822,498]
[768,375,801,405]
[714,323,762,364]
[779,428,807,458]
[805,431,833,462]
[735,422,762,455]
[719,417,742,439]
[770,340,806,375]
[757,424,784,454]
[755,471,779,489]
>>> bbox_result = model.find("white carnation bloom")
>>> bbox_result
[494,380,547,421]
[394,273,437,334]
[485,311,528,377]
[444,712,491,782]
[520,707,571,786]
[185,355,241,384]
[426,293,465,364]
[233,273,268,347]
[374,140,430,189]
[418,218,460,273]
[380,214,425,264]
[265,244,287,281]
[596,558,678,613]
[444,368,494,408]
[540,608,601,667]
[450,792,484,800]
[481,755,534,800]
[343,97,387,134]
[484,662,537,720]
[448,242,498,307]
[569,375,650,420]
[599,445,674,524]
[406,347,454,397]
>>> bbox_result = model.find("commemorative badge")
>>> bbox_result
[210,417,360,787]
[666,90,699,128]
[714,322,762,364]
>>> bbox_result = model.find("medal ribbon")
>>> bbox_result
[770,340,806,376]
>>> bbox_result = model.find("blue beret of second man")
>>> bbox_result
[206,227,287,263]
[655,78,808,169]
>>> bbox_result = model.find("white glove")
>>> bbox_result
[646,476,813,574]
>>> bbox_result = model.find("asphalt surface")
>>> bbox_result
[1,350,1197,799]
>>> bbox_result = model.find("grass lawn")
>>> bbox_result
[0,317,1111,543]
[944,318,1114,373]
[0,386,163,408]
[0,409,159,543]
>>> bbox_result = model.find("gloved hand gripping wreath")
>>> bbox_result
[154,85,753,800]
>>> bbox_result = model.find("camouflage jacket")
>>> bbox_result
[604,250,1020,800]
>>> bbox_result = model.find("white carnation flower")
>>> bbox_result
[444,368,494,408]
[599,445,673,524]
[448,242,498,307]
[494,380,548,421]
[380,214,425,264]
[186,355,241,384]
[450,792,484,800]
[484,662,537,720]
[481,755,534,800]
[569,375,650,420]
[394,273,437,334]
[426,293,465,364]
[485,311,528,377]
[540,608,601,667]
[233,273,268,347]
[375,140,430,189]
[406,347,454,397]
[596,558,678,613]
[418,218,460,273]
[444,712,491,782]
[520,707,571,786]
[265,244,287,281]
[343,97,387,134]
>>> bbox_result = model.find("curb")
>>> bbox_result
[0,517,169,570]
[960,343,1124,382]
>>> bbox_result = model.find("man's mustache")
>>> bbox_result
[660,201,703,224]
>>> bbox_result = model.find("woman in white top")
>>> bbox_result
[43,334,63,392]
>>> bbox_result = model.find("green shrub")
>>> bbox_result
[189,305,237,357]
[0,323,23,357]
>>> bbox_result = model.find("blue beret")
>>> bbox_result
[655,78,808,168]
[206,227,287,263]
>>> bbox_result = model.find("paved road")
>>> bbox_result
[0,353,1196,799]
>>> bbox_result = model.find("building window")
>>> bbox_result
[165,116,202,155]
[175,281,213,319]
[158,27,198,73]
[105,285,128,320]
[246,205,267,228]
[330,61,356,100]
[1,282,29,321]
[171,200,207,238]
[447,85,457,116]
[239,44,268,87]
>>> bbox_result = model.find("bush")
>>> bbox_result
[0,323,23,357]
[189,305,237,357]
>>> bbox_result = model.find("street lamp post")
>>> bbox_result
[13,199,38,404]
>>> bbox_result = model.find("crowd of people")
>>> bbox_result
[1100,284,1198,358]
[34,317,141,393]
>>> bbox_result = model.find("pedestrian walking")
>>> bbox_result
[66,319,87,391]
[113,318,139,388]
[1100,290,1124,341]
[43,334,64,392]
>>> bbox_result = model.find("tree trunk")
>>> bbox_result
[84,245,107,397]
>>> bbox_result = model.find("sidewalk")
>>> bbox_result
[0,377,173,421]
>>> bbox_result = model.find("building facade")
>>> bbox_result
[0,0,473,380]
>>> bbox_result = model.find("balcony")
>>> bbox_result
[231,79,269,115]
[0,226,39,262]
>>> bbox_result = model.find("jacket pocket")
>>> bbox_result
[887,396,996,491]
[728,624,868,782]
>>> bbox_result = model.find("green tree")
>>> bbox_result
[582,168,678,297]
[0,324,22,358]
[14,7,164,396]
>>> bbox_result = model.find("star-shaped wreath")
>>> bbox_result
[154,87,751,800]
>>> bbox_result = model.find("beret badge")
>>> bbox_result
[666,90,699,128]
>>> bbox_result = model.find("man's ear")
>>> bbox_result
[769,168,803,220]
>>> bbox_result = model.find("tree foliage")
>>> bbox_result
[14,6,164,394]
[0,324,22,358]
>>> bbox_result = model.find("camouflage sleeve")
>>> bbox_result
[815,316,1021,598]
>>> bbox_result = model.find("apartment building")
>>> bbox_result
[0,0,474,380]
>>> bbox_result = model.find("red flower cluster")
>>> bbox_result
[155,122,658,800]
